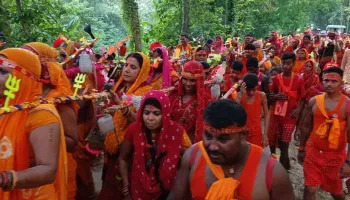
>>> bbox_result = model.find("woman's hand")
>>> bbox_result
[109,90,121,105]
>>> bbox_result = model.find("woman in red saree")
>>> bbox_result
[301,59,320,90]
[169,61,213,143]
[118,90,191,200]
[294,59,320,143]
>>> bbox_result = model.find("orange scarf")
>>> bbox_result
[198,141,240,200]
[104,53,153,154]
[277,73,297,99]
[293,48,309,74]
[315,94,341,150]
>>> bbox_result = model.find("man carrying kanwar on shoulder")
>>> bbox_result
[167,99,295,200]
[298,66,350,200]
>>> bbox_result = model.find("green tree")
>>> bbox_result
[121,0,143,51]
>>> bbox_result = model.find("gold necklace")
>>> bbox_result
[229,168,235,174]
[224,166,235,176]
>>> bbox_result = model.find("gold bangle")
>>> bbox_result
[123,107,130,117]
[3,170,17,191]
[121,107,128,115]
[9,170,17,191]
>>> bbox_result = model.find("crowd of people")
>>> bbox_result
[1,29,350,200]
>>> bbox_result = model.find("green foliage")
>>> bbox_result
[151,0,343,44]
[145,0,182,47]
[0,0,70,47]
[0,0,128,50]
[0,0,346,53]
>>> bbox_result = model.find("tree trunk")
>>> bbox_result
[15,0,21,12]
[181,0,189,35]
[224,0,229,26]
[121,0,142,51]
[347,0,350,32]
[341,0,345,25]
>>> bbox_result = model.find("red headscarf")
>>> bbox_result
[178,61,206,143]
[302,59,320,90]
[150,41,163,52]
[213,36,226,54]
[324,61,340,69]
[131,90,183,200]
[53,38,64,48]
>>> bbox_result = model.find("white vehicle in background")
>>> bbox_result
[326,25,346,34]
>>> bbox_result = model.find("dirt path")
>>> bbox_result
[287,140,333,200]
[91,140,344,199]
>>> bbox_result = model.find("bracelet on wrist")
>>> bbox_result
[2,170,17,191]
[121,185,129,196]
[0,172,10,189]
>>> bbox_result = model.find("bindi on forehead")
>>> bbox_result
[144,105,160,112]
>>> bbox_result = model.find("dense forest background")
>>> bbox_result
[0,0,347,52]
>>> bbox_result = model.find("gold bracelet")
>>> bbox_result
[9,170,17,191]
[123,107,130,117]
[121,107,128,115]
[3,170,17,191]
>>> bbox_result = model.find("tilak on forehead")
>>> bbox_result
[204,123,248,134]
[323,73,342,81]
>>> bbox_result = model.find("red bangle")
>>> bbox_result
[298,146,305,152]
[1,171,12,190]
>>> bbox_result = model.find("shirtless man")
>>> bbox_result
[168,99,295,200]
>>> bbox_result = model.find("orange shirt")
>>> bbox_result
[176,43,192,58]
[240,57,248,76]
[241,93,263,147]
[0,104,68,200]
[190,143,263,200]
[307,94,347,152]
[28,105,68,200]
